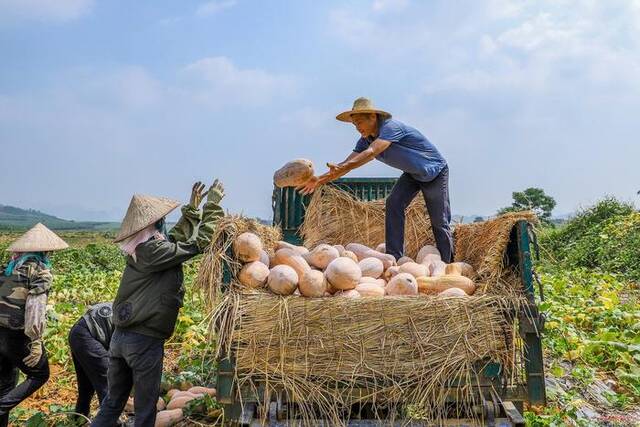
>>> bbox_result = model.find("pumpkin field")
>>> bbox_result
[1,197,639,426]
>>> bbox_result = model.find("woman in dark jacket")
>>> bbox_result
[91,180,224,427]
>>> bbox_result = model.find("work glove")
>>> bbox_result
[23,338,43,368]
[206,179,225,204]
[189,181,207,209]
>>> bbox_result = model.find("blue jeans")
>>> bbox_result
[385,166,453,262]
[90,329,164,427]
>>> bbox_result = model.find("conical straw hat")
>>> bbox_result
[114,194,180,242]
[336,97,392,123]
[7,223,69,252]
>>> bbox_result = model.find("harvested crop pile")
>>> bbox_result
[196,186,538,425]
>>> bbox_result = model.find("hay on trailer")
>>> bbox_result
[197,215,281,305]
[301,186,435,260]
[213,291,516,425]
[201,187,538,425]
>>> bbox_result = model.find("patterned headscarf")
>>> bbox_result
[117,224,165,262]
[4,252,51,276]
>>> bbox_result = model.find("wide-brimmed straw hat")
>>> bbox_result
[336,97,392,123]
[7,223,69,252]
[114,194,180,243]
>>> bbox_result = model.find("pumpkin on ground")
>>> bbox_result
[155,409,184,427]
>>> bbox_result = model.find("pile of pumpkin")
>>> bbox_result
[124,385,217,426]
[234,232,478,298]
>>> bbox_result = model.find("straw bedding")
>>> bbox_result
[197,186,538,425]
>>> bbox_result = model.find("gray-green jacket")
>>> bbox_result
[112,200,223,339]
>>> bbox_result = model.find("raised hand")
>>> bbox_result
[206,179,225,204]
[189,181,207,208]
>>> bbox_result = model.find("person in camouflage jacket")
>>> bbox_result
[0,224,68,427]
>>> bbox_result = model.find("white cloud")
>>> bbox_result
[182,56,298,108]
[196,0,236,17]
[0,0,92,24]
[372,0,409,13]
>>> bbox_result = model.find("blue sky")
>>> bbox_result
[1,0,638,221]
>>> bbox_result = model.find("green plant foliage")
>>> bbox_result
[540,197,640,280]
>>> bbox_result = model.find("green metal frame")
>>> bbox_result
[218,179,546,423]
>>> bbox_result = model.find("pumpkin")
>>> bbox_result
[355,282,385,297]
[399,262,428,278]
[333,244,346,256]
[335,289,361,298]
[430,260,447,277]
[325,257,362,290]
[238,261,269,288]
[275,241,309,255]
[345,243,395,269]
[274,159,314,188]
[157,397,166,411]
[383,265,400,281]
[259,250,271,268]
[416,275,476,295]
[445,262,476,279]
[167,395,194,410]
[358,257,384,278]
[303,244,340,270]
[267,265,298,295]
[155,409,184,427]
[342,250,359,263]
[166,389,180,400]
[299,270,328,297]
[188,386,216,397]
[397,256,414,266]
[274,248,311,279]
[416,245,441,264]
[386,273,418,296]
[438,287,468,298]
[233,232,262,262]
[375,243,386,253]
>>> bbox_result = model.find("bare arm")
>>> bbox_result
[297,139,391,194]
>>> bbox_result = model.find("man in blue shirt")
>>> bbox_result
[298,97,453,262]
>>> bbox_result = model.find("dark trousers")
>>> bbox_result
[385,166,454,262]
[91,329,164,427]
[0,328,50,427]
[68,318,109,418]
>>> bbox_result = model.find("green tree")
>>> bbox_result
[498,187,556,222]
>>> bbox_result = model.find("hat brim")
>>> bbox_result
[113,203,179,243]
[336,109,392,123]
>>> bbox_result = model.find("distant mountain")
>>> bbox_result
[0,205,119,231]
